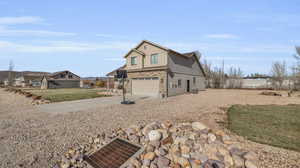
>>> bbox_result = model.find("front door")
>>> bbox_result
[186,80,190,92]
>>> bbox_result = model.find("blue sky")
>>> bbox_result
[0,0,299,77]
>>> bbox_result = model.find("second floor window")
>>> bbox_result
[131,56,137,65]
[151,53,159,64]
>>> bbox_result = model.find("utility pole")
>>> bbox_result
[8,60,14,86]
[222,59,225,88]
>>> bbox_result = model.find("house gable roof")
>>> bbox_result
[50,70,80,79]
[123,40,206,77]
[106,65,126,76]
[124,49,146,58]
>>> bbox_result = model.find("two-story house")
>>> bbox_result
[120,40,206,98]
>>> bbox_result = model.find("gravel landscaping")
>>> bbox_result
[0,88,300,168]
[58,121,259,168]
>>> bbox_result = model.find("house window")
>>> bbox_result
[178,79,182,88]
[131,56,137,65]
[144,45,147,50]
[150,53,159,64]
[193,77,196,85]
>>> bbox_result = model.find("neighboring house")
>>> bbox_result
[3,79,9,86]
[106,65,126,90]
[14,74,47,87]
[119,40,206,98]
[240,76,272,89]
[0,71,49,87]
[224,76,296,90]
[41,70,81,89]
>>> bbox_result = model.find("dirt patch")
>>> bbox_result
[260,91,282,96]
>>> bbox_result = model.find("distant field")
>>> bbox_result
[228,104,300,152]
[23,88,110,102]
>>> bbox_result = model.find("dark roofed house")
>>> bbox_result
[41,70,81,89]
[106,65,126,90]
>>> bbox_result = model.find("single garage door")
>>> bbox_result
[131,77,159,97]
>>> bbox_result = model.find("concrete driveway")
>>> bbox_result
[35,95,150,114]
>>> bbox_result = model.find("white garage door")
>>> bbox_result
[131,77,159,97]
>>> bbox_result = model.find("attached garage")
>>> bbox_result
[131,77,159,97]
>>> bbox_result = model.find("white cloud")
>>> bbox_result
[164,42,293,54]
[205,34,239,39]
[0,40,135,53]
[0,27,76,36]
[96,34,115,38]
[103,58,126,61]
[0,16,43,25]
[96,33,129,39]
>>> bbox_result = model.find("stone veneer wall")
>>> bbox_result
[126,70,168,98]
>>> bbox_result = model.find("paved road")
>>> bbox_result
[35,95,150,114]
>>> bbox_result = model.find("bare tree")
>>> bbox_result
[8,60,14,86]
[227,67,243,88]
[202,59,213,88]
[291,46,300,89]
[296,46,300,56]
[271,61,287,90]
[211,67,225,88]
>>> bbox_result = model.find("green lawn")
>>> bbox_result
[23,88,110,102]
[228,104,300,152]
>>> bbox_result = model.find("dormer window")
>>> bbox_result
[151,53,159,64]
[131,56,137,65]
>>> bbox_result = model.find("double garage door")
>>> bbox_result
[131,77,159,97]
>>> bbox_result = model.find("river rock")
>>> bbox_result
[243,151,257,161]
[158,147,168,156]
[245,160,258,168]
[232,154,245,168]
[177,157,190,167]
[192,122,207,131]
[150,162,158,168]
[202,159,225,168]
[146,145,155,153]
[157,156,170,167]
[143,159,151,167]
[144,152,156,161]
[208,133,216,143]
[148,130,162,141]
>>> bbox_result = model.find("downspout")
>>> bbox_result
[166,70,169,97]
[166,51,169,97]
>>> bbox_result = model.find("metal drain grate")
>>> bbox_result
[85,138,142,168]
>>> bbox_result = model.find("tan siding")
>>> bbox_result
[125,51,144,70]
[125,41,168,71]
[136,42,168,68]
